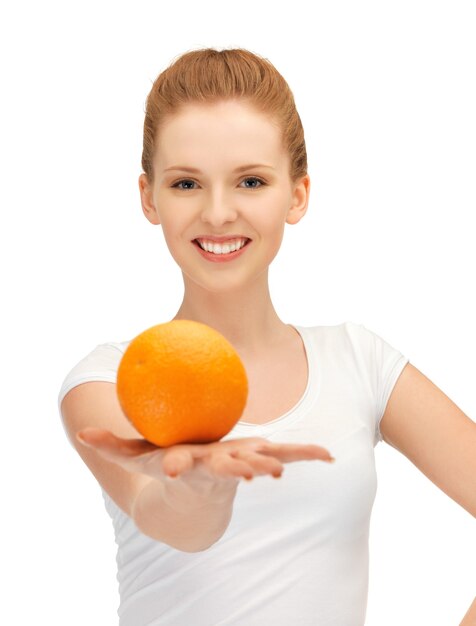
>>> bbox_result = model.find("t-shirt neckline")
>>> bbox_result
[231,324,319,438]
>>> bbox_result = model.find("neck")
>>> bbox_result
[172,272,291,356]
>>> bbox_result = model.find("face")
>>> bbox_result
[138,99,310,294]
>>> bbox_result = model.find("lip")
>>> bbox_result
[193,235,251,244]
[192,239,251,263]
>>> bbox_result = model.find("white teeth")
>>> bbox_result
[197,238,247,254]
[216,243,231,254]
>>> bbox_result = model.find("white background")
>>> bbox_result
[1,1,474,624]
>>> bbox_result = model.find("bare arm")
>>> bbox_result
[76,427,333,552]
[380,362,476,518]
[64,382,334,553]
[132,472,239,552]
[459,596,476,626]
[379,363,476,620]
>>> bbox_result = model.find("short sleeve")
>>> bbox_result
[355,324,410,445]
[57,342,126,415]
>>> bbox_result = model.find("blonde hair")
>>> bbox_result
[141,47,307,184]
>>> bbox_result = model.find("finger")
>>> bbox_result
[255,442,335,463]
[203,452,256,481]
[232,449,284,477]
[76,428,172,478]
[160,449,195,477]
[76,428,159,458]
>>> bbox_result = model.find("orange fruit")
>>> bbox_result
[116,320,249,447]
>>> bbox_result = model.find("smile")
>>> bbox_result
[194,238,250,254]
[192,238,251,263]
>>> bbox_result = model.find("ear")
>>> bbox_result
[138,174,161,226]
[286,174,310,225]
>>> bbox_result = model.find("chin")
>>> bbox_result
[183,270,259,295]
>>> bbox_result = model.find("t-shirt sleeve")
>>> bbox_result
[57,342,124,416]
[351,323,410,446]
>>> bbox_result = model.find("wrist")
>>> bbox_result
[163,471,239,512]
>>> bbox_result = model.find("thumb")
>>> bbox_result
[76,428,158,457]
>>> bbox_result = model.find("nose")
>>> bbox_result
[200,187,238,227]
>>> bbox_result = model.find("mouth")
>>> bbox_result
[192,238,252,255]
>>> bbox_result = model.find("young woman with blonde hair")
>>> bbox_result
[58,47,476,625]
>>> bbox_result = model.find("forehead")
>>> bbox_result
[155,100,286,169]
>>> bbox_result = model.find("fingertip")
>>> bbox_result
[177,450,195,472]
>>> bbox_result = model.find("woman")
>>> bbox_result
[58,47,476,625]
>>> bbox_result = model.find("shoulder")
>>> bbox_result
[58,340,130,411]
[299,321,409,443]
[298,319,406,358]
[298,319,382,351]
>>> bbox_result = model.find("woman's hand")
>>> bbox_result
[76,427,335,486]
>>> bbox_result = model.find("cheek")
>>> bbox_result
[159,211,187,236]
[252,206,287,238]
[158,220,186,258]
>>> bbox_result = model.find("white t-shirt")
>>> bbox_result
[57,321,409,626]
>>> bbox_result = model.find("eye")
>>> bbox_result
[171,179,197,191]
[240,176,266,189]
[170,176,267,191]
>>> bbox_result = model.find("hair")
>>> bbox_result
[141,47,307,184]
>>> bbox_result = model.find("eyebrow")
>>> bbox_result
[164,164,275,173]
